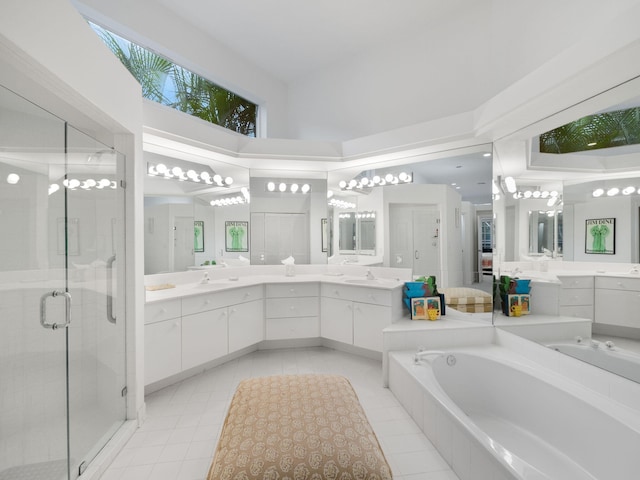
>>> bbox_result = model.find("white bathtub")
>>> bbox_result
[548,341,640,383]
[388,347,640,480]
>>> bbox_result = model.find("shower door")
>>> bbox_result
[0,85,126,479]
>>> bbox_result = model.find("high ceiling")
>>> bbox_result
[154,0,475,83]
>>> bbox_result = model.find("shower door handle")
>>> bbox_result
[40,290,72,330]
[107,255,116,324]
[415,250,419,259]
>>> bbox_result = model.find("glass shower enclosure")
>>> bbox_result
[0,85,127,479]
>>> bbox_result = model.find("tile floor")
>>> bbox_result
[100,347,459,480]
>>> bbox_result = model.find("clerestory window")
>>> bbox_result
[90,22,257,137]
[539,106,640,154]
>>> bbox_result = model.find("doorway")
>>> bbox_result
[250,212,310,264]
[389,204,440,278]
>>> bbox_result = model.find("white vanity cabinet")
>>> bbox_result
[594,276,640,328]
[145,285,264,386]
[320,284,402,352]
[265,283,320,340]
[558,275,594,320]
[144,299,182,385]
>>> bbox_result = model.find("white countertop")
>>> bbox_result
[145,269,409,303]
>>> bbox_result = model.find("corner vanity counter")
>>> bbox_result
[144,265,409,391]
[499,262,640,335]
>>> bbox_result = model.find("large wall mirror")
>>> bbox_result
[493,74,640,383]
[144,151,250,274]
[326,144,493,284]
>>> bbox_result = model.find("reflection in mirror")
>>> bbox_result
[327,143,493,281]
[338,211,356,253]
[357,211,376,255]
[493,75,640,384]
[249,170,328,265]
[528,209,561,256]
[144,151,250,273]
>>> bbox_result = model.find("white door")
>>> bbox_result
[390,204,440,278]
[251,212,309,264]
[173,216,195,271]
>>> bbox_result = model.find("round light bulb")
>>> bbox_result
[339,180,347,189]
[372,175,381,184]
[213,174,222,184]
[279,182,287,192]
[267,182,275,191]
[171,167,183,176]
[301,184,310,193]
[385,173,394,182]
[155,164,167,174]
[6,173,20,184]
[224,177,233,185]
[290,183,299,193]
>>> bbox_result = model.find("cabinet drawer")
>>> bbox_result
[145,299,181,324]
[595,276,640,292]
[559,288,593,306]
[266,282,319,298]
[558,276,594,289]
[559,305,594,320]
[265,316,319,340]
[266,297,319,318]
[320,283,393,306]
[182,285,263,316]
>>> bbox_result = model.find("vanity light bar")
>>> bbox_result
[48,178,117,194]
[147,162,233,187]
[210,187,251,207]
[513,189,558,200]
[329,198,356,209]
[265,181,311,194]
[339,171,412,191]
[592,186,640,197]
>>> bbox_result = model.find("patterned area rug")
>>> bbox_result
[207,374,393,480]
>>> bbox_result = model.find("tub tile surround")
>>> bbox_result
[387,328,640,480]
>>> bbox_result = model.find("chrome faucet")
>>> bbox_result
[366,269,375,280]
[413,349,444,364]
[200,271,210,284]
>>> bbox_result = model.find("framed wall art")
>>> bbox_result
[585,217,615,254]
[194,220,204,253]
[225,221,248,252]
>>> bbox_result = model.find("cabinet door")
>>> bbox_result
[320,297,353,344]
[145,318,181,385]
[182,308,228,370]
[353,302,391,352]
[229,299,264,352]
[595,289,640,328]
